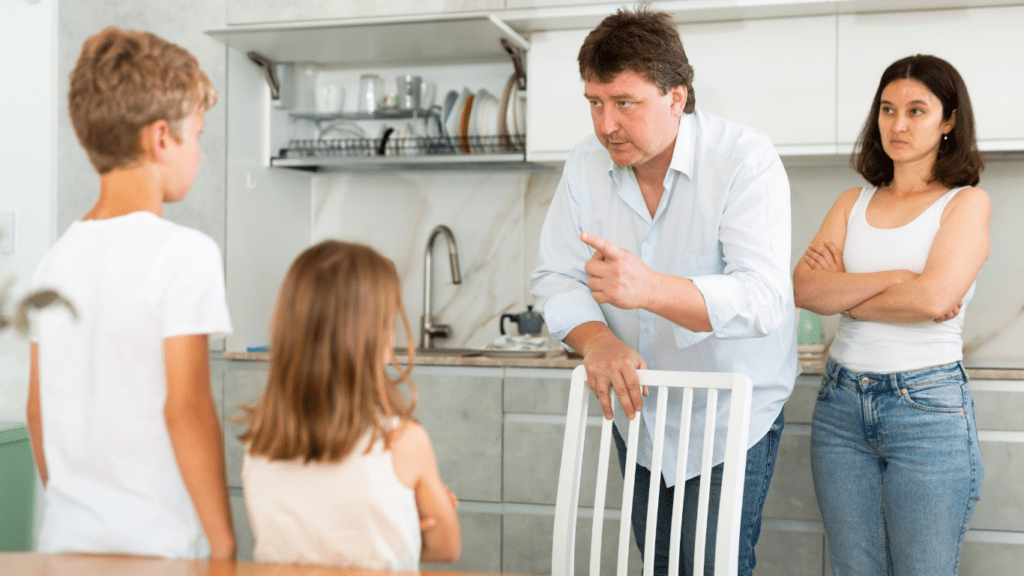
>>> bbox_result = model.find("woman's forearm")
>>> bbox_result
[793,268,917,316]
[849,276,958,324]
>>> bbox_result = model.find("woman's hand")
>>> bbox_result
[933,301,963,323]
[802,240,845,273]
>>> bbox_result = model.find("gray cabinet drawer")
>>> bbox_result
[504,417,625,509]
[503,510,642,576]
[414,366,503,503]
[422,508,502,573]
[504,368,597,415]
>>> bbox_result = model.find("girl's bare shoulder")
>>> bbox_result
[389,419,435,488]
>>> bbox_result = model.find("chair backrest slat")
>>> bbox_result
[693,389,719,576]
[589,418,614,576]
[668,387,695,576]
[641,389,672,576]
[553,365,752,576]
[616,415,641,576]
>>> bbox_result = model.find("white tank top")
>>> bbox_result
[830,185,974,373]
[242,420,421,570]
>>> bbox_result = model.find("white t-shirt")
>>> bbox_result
[242,422,421,570]
[30,211,233,558]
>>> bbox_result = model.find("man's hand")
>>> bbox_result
[581,330,648,421]
[581,232,658,310]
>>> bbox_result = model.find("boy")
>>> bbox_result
[26,27,235,559]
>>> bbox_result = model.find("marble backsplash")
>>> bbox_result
[308,158,1023,366]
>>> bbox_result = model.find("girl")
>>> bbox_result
[794,54,988,575]
[240,240,460,569]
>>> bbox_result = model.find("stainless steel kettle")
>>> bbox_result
[499,305,544,336]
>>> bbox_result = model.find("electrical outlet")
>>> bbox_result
[0,211,14,254]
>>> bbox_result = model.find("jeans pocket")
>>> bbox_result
[900,379,965,413]
[816,375,832,401]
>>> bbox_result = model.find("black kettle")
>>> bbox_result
[500,305,545,336]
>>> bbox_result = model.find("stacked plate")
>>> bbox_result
[439,75,525,154]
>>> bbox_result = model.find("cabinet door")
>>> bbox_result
[676,15,836,150]
[837,6,1024,147]
[227,0,503,25]
[525,29,594,161]
[412,366,504,503]
[526,17,837,160]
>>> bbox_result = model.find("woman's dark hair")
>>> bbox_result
[578,3,696,113]
[854,54,983,187]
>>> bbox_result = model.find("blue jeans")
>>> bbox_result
[811,360,984,576]
[612,409,784,576]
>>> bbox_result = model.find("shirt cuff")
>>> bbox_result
[543,289,606,343]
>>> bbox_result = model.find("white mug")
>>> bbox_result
[316,85,345,113]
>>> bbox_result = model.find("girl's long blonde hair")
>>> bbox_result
[241,240,417,462]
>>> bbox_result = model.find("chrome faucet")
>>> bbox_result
[421,224,462,349]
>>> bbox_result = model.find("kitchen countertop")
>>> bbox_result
[220,351,1024,379]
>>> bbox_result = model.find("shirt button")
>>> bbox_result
[643,327,650,333]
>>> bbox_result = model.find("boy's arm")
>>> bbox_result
[26,343,48,485]
[164,334,236,560]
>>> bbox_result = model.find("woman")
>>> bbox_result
[794,54,989,575]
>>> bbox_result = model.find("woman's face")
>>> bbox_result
[877,78,955,165]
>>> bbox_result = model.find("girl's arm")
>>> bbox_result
[848,187,991,323]
[794,187,916,315]
[392,421,461,563]
[26,343,48,485]
[164,334,236,561]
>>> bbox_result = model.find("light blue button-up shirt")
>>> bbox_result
[531,108,800,485]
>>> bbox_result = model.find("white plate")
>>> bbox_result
[505,81,520,138]
[444,87,471,141]
[478,92,499,151]
[469,88,491,139]
[442,89,459,124]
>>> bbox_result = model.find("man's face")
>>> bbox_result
[584,69,686,169]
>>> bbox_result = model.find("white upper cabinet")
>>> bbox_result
[227,0,503,26]
[525,29,592,161]
[677,15,836,153]
[837,5,1024,150]
[526,16,838,160]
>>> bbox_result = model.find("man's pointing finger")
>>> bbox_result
[581,231,618,259]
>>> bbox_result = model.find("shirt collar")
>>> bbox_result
[669,111,696,181]
[605,110,698,186]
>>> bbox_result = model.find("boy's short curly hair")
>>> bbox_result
[68,27,217,174]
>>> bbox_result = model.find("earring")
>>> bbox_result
[943,134,948,141]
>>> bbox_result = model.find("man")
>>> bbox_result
[530,6,799,575]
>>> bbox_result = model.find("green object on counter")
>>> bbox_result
[797,309,824,345]
[0,422,35,551]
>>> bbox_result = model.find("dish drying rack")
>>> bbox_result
[271,106,530,170]
[279,134,526,159]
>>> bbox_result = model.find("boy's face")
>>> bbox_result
[163,108,205,203]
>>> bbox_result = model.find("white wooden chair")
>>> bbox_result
[552,365,753,576]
